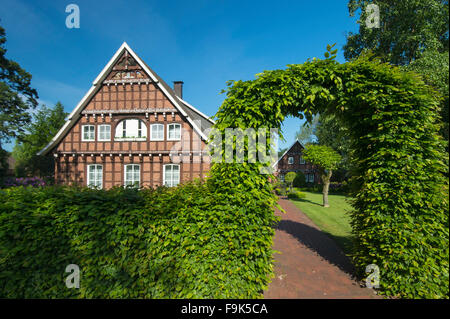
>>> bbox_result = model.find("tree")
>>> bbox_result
[0,25,38,152]
[405,49,449,145]
[303,145,341,207]
[277,147,287,158]
[284,172,296,192]
[12,102,67,177]
[315,113,352,183]
[295,116,318,145]
[344,0,449,65]
[293,171,306,188]
[344,1,449,146]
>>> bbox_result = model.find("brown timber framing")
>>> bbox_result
[41,42,213,189]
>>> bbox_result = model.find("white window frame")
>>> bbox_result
[163,164,180,187]
[87,164,103,189]
[115,119,147,141]
[308,173,314,183]
[300,156,306,164]
[150,124,164,141]
[124,164,140,188]
[288,156,294,165]
[82,125,95,141]
[98,124,111,141]
[167,123,181,141]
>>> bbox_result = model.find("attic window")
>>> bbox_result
[288,157,294,164]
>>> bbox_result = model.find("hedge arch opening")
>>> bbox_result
[208,48,449,298]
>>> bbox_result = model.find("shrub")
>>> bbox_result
[274,187,287,196]
[293,171,306,188]
[0,183,278,298]
[287,190,306,200]
[1,176,47,188]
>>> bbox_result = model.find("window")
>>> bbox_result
[163,164,180,187]
[300,156,306,164]
[98,124,111,141]
[150,124,164,141]
[87,165,103,189]
[307,173,314,183]
[82,125,95,141]
[115,119,147,140]
[124,164,140,187]
[167,123,181,140]
[288,157,294,164]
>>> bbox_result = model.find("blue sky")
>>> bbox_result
[0,0,359,151]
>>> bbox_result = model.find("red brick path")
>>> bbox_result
[264,198,379,299]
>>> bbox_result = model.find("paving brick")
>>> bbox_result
[264,198,380,299]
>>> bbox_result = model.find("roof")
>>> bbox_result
[272,139,304,168]
[38,42,214,156]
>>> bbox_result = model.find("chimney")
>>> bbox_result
[173,81,183,99]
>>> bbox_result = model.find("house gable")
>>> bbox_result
[38,42,212,156]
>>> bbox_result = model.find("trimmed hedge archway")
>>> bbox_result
[209,48,449,298]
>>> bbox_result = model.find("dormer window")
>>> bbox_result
[115,119,147,141]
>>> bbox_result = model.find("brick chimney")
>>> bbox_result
[173,81,183,99]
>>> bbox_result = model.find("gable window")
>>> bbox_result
[124,164,140,187]
[87,164,103,189]
[150,124,164,141]
[300,156,306,164]
[288,157,294,164]
[115,119,147,141]
[98,124,111,141]
[163,164,180,187]
[82,125,95,141]
[167,124,181,140]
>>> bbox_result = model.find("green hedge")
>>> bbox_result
[287,190,306,200]
[0,183,278,298]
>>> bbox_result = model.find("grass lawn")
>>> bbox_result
[289,191,354,256]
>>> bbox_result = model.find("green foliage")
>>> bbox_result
[0,25,38,150]
[287,190,306,200]
[315,113,351,170]
[303,145,341,172]
[212,45,448,298]
[284,172,296,185]
[0,183,278,298]
[12,102,67,177]
[295,116,318,145]
[293,171,306,188]
[405,49,449,145]
[344,0,449,65]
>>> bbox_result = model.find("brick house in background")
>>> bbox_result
[38,42,214,189]
[273,140,320,184]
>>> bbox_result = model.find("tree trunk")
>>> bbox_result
[321,169,332,207]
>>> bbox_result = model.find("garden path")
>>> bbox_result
[264,198,379,299]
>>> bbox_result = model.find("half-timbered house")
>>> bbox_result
[38,42,213,189]
[273,140,319,184]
